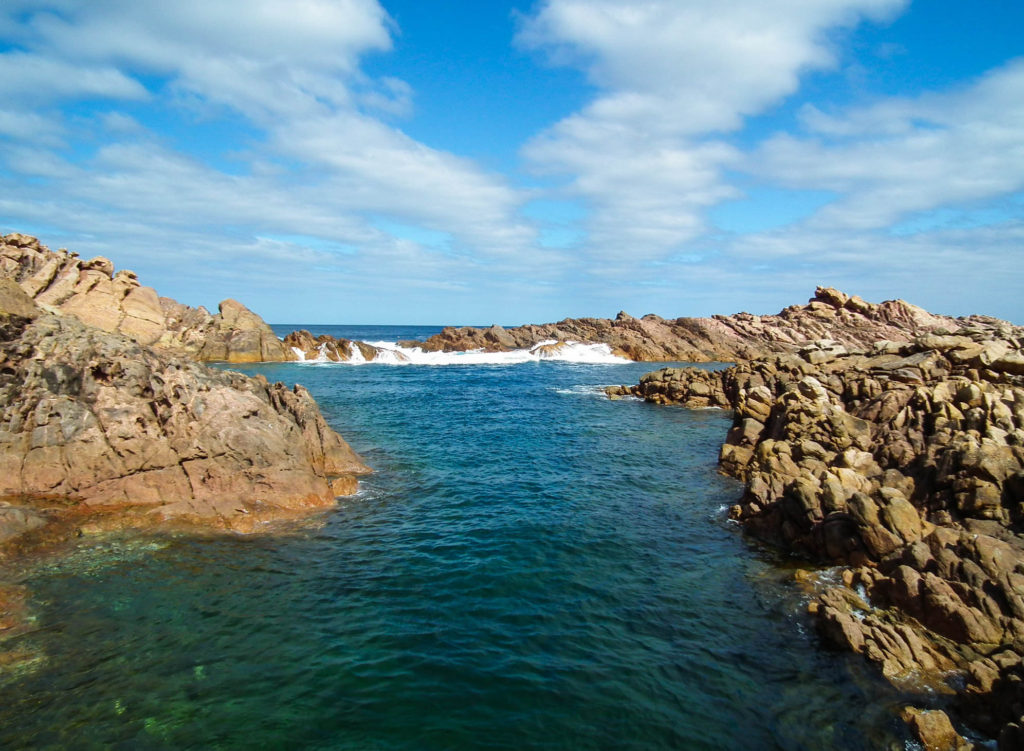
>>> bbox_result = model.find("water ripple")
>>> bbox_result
[1,359,918,750]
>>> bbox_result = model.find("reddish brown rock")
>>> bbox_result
[1,233,294,363]
[412,286,980,362]
[900,707,973,750]
[614,305,1024,742]
[0,307,370,539]
[282,330,387,363]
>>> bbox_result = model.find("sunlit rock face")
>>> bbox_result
[0,233,295,363]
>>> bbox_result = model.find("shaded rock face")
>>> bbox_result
[408,286,979,362]
[1,233,293,363]
[0,301,370,540]
[615,324,1024,744]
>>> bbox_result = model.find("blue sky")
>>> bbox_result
[1,0,1022,325]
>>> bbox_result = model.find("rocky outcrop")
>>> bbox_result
[613,321,1024,745]
[0,233,294,363]
[409,287,979,362]
[282,330,392,363]
[0,282,370,547]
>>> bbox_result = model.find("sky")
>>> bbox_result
[0,0,1022,325]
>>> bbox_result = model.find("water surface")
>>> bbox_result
[1,331,914,749]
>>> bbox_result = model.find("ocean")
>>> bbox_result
[0,326,919,749]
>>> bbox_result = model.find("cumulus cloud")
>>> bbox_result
[517,0,907,259]
[750,59,1024,230]
[0,0,536,303]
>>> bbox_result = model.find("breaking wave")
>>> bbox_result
[291,339,631,366]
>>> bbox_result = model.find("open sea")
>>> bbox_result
[0,325,925,749]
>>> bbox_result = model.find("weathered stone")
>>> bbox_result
[900,707,973,751]
[0,278,40,320]
[0,311,371,541]
[879,491,923,543]
[1,235,298,363]
[610,284,1024,740]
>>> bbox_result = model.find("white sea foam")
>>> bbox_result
[552,384,613,397]
[347,341,367,364]
[293,339,631,366]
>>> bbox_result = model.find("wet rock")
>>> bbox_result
[900,707,973,751]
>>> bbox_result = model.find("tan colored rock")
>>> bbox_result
[1,233,295,363]
[330,475,359,496]
[610,283,1024,739]
[0,310,371,539]
[0,278,40,320]
[900,707,973,751]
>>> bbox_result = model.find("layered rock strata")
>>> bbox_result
[0,280,370,547]
[1,233,293,363]
[409,286,980,362]
[611,321,1024,746]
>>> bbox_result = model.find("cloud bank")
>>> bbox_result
[0,0,1020,322]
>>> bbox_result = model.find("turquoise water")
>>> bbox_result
[0,328,915,749]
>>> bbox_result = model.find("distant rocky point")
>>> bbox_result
[410,286,995,362]
[283,329,394,363]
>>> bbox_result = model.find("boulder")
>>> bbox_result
[0,310,371,539]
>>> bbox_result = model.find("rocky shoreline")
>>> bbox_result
[0,234,372,659]
[609,293,1024,748]
[406,286,988,362]
[1,233,295,363]
[8,230,1024,745]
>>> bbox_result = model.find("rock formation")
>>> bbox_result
[611,304,1024,746]
[283,330,392,363]
[0,232,374,669]
[0,282,370,548]
[0,232,294,363]
[408,286,982,362]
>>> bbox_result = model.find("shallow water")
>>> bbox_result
[1,331,918,749]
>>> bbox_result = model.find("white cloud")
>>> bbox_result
[0,0,538,286]
[274,112,535,255]
[0,52,148,102]
[751,59,1024,230]
[517,0,907,259]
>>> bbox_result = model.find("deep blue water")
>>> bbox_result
[0,327,916,749]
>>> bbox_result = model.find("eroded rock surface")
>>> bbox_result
[0,287,370,544]
[614,320,1024,746]
[410,287,981,362]
[1,233,293,362]
[283,330,392,363]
